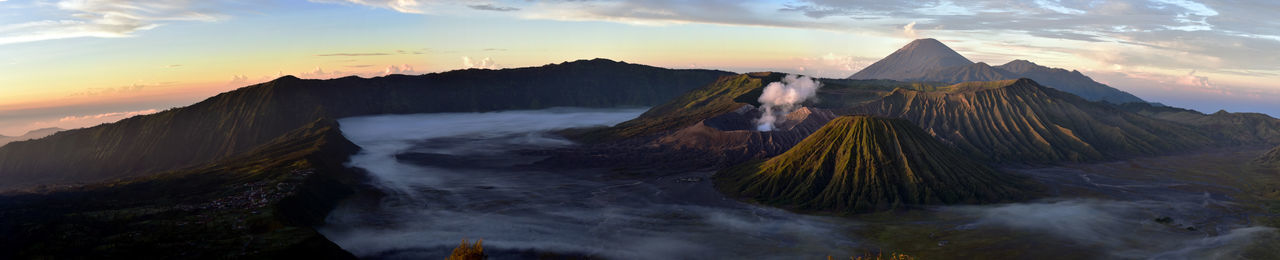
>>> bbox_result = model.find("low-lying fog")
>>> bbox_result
[320,108,1274,259]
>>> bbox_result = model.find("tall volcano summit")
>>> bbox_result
[849,39,1145,104]
[848,38,973,81]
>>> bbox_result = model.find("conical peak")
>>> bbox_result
[1003,59,1036,66]
[849,39,973,80]
[903,38,946,49]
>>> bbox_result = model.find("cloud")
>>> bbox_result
[300,66,352,79]
[316,52,392,57]
[468,4,519,12]
[67,84,149,97]
[1177,70,1212,89]
[461,56,498,69]
[299,63,421,79]
[383,64,415,75]
[59,109,159,122]
[308,0,423,14]
[0,0,222,45]
[5,108,161,136]
[902,21,917,37]
[229,74,249,85]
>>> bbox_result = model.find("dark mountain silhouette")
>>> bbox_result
[0,127,63,147]
[0,59,731,191]
[849,38,973,81]
[847,79,1213,162]
[849,39,1145,104]
[994,60,1145,104]
[715,116,1032,214]
[1120,103,1280,146]
[0,118,361,258]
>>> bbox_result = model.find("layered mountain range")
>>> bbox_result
[0,128,62,147]
[849,38,1145,104]
[0,59,730,190]
[4,48,1279,256]
[847,79,1213,162]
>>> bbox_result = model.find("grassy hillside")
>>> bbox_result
[848,78,1213,163]
[1257,145,1280,168]
[0,118,361,259]
[716,116,1032,214]
[0,58,731,190]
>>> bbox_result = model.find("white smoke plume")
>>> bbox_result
[756,74,822,131]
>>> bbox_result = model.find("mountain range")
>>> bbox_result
[3,47,1279,257]
[0,128,63,147]
[0,59,730,191]
[849,38,1145,104]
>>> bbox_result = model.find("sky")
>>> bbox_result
[1,0,1278,136]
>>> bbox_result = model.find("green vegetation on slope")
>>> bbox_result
[0,118,361,259]
[849,78,1213,162]
[716,116,1032,214]
[0,58,731,190]
[1257,145,1280,167]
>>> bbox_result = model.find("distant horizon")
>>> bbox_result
[3,0,1280,135]
[2,54,1274,136]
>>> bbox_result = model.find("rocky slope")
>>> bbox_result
[849,38,973,81]
[0,119,362,259]
[715,116,1032,214]
[848,79,1213,162]
[0,59,730,190]
[1256,145,1280,167]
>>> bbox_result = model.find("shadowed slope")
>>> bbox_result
[1121,103,1280,146]
[716,116,1031,214]
[0,59,730,190]
[0,118,361,259]
[849,79,1212,163]
[996,60,1144,104]
[1257,145,1280,167]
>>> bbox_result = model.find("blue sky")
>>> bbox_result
[1,0,1278,135]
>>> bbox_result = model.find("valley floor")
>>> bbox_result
[320,108,1280,259]
[848,146,1280,259]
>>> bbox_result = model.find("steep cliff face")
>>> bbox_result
[716,116,1032,214]
[849,79,1212,163]
[0,59,731,190]
[0,118,363,259]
